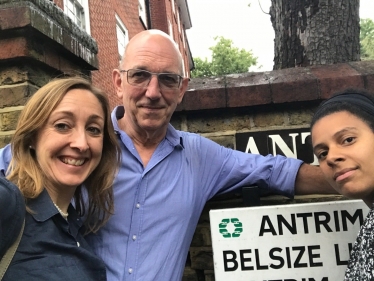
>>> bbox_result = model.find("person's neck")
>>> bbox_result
[45,186,75,213]
[119,117,167,149]
[119,118,167,167]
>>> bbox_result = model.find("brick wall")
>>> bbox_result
[149,0,168,32]
[0,0,98,146]
[88,0,190,108]
[54,0,63,9]
[113,0,145,36]
[170,60,374,280]
[2,3,373,280]
[170,1,191,77]
[89,0,150,109]
[89,0,121,108]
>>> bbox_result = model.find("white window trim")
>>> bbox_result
[182,30,186,49]
[177,9,181,33]
[168,18,174,41]
[116,14,129,61]
[63,0,91,34]
[82,0,90,34]
[138,0,148,28]
[171,0,175,14]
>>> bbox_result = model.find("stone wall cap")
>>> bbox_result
[0,0,98,53]
[180,61,374,112]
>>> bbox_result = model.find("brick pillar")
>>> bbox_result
[148,0,168,32]
[0,0,98,147]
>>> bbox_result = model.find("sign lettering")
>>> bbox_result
[210,201,369,280]
[236,129,318,165]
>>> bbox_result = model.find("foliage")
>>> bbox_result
[191,57,214,78]
[191,36,257,78]
[360,18,374,60]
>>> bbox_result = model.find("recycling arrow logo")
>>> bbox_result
[219,218,243,238]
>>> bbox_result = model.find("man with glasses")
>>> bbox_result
[0,29,334,281]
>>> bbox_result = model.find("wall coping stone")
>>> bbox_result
[178,60,374,112]
[0,0,98,69]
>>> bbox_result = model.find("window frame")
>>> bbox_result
[138,0,148,28]
[63,0,91,34]
[116,14,129,62]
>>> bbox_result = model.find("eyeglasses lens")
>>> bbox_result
[127,69,180,89]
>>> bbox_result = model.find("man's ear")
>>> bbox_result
[177,78,190,104]
[113,69,123,99]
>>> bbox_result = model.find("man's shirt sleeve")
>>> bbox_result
[0,144,12,177]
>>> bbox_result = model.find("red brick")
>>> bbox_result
[149,0,168,32]
[179,77,226,111]
[0,6,30,30]
[0,38,28,59]
[53,0,64,9]
[348,60,374,93]
[268,67,320,103]
[310,63,364,99]
[43,47,61,70]
[177,61,374,111]
[87,0,190,109]
[90,0,146,108]
[226,72,272,107]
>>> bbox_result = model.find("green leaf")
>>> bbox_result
[361,18,374,60]
[191,36,257,78]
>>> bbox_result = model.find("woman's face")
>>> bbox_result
[34,89,105,194]
[312,111,374,204]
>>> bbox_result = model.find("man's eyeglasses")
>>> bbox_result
[120,69,183,90]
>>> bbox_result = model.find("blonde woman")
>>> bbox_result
[0,77,120,280]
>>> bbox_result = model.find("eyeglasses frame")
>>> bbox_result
[119,69,185,89]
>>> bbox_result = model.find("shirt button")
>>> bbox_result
[77,242,80,247]
[132,235,137,241]
[128,268,133,274]
[136,203,140,209]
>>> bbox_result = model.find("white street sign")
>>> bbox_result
[210,200,370,281]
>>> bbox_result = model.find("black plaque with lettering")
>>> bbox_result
[235,128,316,165]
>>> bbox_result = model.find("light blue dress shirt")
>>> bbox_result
[0,106,303,281]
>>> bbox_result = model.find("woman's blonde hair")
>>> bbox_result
[7,76,121,233]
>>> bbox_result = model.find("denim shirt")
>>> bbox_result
[2,187,107,281]
[0,177,25,258]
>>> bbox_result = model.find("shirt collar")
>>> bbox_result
[111,106,184,149]
[27,189,80,224]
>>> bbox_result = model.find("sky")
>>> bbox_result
[186,0,374,72]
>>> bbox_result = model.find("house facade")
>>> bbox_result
[51,0,193,107]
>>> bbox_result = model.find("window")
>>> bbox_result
[177,9,181,33]
[64,0,90,33]
[139,0,148,28]
[181,31,186,49]
[168,18,173,41]
[116,15,129,61]
[171,0,175,14]
[181,57,186,77]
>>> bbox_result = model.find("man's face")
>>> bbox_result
[114,34,188,135]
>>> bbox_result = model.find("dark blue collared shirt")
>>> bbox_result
[2,188,107,281]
